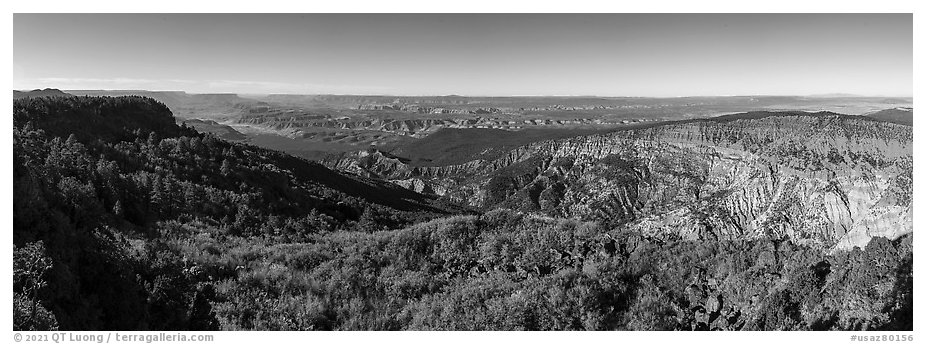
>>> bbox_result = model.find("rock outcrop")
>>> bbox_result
[331,112,912,250]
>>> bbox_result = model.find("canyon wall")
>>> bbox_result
[331,113,912,250]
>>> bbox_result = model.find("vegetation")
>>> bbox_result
[12,96,912,331]
[12,96,449,329]
[156,211,912,330]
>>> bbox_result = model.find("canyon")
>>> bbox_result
[22,90,913,250]
[328,112,913,250]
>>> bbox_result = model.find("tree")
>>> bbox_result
[13,241,58,330]
[220,159,233,177]
[147,131,160,146]
[626,275,678,330]
[187,285,220,330]
[113,200,124,217]
[356,207,381,232]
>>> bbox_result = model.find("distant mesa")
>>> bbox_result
[866,107,912,126]
[13,88,72,99]
[806,93,863,98]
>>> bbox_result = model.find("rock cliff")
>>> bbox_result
[330,112,912,250]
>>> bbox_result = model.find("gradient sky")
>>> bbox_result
[13,13,912,97]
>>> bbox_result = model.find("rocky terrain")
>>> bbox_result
[235,113,643,137]
[330,111,912,250]
[21,90,911,251]
[180,119,248,141]
[252,94,912,117]
[52,91,912,163]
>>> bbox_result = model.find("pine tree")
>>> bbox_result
[147,131,159,146]
[220,159,233,177]
[113,200,124,217]
[186,285,219,330]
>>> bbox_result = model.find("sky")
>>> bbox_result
[13,13,913,97]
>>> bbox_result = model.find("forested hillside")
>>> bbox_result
[12,96,912,331]
[12,96,455,330]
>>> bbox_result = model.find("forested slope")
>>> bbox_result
[12,96,455,330]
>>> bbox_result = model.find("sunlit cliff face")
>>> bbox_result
[333,114,912,250]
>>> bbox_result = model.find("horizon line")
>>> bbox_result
[15,88,914,99]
